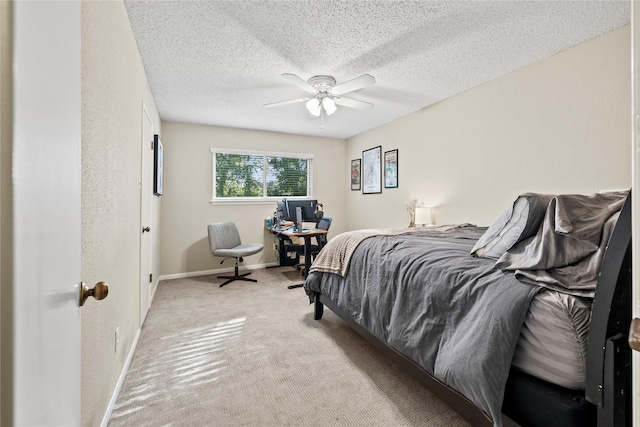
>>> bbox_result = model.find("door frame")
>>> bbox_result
[632,3,640,426]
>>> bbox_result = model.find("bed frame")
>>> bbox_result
[312,194,632,427]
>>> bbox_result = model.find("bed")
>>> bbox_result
[303,191,631,427]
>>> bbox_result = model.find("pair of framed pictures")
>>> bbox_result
[351,146,397,193]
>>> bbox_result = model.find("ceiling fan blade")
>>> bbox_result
[334,96,374,110]
[332,74,376,96]
[263,97,311,108]
[281,73,316,93]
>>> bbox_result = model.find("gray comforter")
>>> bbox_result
[304,227,540,426]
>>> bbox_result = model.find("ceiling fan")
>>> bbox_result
[264,73,376,118]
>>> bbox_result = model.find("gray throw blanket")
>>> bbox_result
[310,224,476,277]
[305,227,540,426]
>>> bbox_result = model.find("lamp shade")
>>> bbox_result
[306,98,321,116]
[415,206,433,226]
[322,97,337,115]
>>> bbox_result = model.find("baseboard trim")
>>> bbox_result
[100,327,142,427]
[158,262,279,281]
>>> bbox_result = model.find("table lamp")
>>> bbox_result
[414,206,434,227]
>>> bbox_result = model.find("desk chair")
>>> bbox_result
[295,217,332,275]
[207,222,263,287]
[310,216,332,254]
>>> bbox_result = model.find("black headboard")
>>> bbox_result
[584,192,631,426]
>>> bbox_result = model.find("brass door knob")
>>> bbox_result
[79,281,109,306]
[629,318,640,352]
[142,226,151,233]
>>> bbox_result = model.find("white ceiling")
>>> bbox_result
[124,1,630,140]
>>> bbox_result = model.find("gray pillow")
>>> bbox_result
[495,191,629,271]
[470,193,554,259]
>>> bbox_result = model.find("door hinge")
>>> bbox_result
[151,140,154,150]
[149,273,153,283]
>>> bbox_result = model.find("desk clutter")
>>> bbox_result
[274,198,323,231]
[265,220,294,229]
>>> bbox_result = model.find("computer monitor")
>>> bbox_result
[285,199,318,222]
[275,199,287,222]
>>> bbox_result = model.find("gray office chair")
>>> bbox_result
[312,217,332,252]
[296,216,332,275]
[207,222,263,287]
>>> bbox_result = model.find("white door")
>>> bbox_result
[13,1,84,425]
[139,106,153,325]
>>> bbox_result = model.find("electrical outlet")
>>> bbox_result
[115,327,120,354]
[273,243,277,251]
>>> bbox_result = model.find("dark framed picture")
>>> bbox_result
[350,159,361,191]
[384,149,398,188]
[154,134,164,196]
[362,146,382,194]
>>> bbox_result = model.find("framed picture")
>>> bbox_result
[154,134,164,196]
[384,149,398,188]
[362,146,382,194]
[350,159,361,191]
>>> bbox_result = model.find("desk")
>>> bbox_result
[277,227,328,289]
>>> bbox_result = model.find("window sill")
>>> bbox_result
[209,197,314,206]
[209,199,275,206]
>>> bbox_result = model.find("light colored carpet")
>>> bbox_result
[108,267,471,427]
[280,269,304,282]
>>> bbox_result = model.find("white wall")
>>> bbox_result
[159,122,346,277]
[347,25,631,230]
[2,1,626,425]
[0,1,12,424]
[81,2,161,425]
[159,26,631,278]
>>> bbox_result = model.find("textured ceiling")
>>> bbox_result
[124,1,630,140]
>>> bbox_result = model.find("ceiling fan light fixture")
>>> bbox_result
[268,73,376,126]
[306,98,321,116]
[323,97,337,115]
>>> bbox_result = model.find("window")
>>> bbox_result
[210,148,314,202]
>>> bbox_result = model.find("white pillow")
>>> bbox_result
[471,193,554,259]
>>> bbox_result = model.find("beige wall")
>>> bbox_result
[81,2,161,425]
[347,25,631,230]
[159,122,346,277]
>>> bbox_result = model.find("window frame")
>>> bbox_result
[210,147,314,205]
